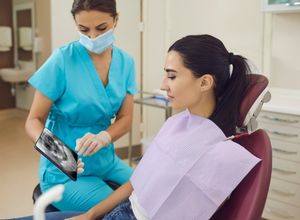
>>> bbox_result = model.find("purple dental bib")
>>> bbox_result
[131,110,260,220]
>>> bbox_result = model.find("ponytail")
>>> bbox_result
[209,54,250,136]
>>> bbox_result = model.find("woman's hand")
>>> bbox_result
[77,158,84,174]
[75,131,111,156]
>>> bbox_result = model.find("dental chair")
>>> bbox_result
[211,73,272,220]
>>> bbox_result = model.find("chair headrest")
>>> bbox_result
[237,74,271,132]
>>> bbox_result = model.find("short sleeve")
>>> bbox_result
[28,48,65,101]
[126,57,138,95]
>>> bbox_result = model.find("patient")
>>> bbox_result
[64,34,260,220]
[16,34,260,220]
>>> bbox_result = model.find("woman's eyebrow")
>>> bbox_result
[78,22,107,29]
[164,68,177,73]
[78,24,88,29]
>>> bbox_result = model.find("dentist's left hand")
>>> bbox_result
[75,131,111,156]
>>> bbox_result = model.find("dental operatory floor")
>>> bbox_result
[0,109,39,219]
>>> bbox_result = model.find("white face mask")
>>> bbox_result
[78,29,115,54]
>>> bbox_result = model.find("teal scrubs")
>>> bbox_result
[29,41,137,211]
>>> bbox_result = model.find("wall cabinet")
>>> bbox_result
[263,0,300,13]
[258,110,300,219]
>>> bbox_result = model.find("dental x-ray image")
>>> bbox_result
[35,128,78,181]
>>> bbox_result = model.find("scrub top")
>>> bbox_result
[29,41,137,190]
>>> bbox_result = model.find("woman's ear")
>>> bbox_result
[199,74,214,91]
[114,13,119,28]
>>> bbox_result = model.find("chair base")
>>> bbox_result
[32,184,60,212]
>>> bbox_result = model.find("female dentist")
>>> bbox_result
[25,0,137,212]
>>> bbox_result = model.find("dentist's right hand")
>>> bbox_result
[75,131,111,156]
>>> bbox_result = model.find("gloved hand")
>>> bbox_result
[75,131,111,156]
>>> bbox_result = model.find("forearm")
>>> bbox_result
[25,90,52,143]
[87,181,134,220]
[25,117,46,143]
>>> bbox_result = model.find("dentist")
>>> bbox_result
[25,0,137,211]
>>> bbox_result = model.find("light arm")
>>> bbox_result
[25,90,53,142]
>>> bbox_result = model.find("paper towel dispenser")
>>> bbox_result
[0,26,12,52]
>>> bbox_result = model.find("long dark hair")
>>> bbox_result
[71,0,117,18]
[168,35,250,136]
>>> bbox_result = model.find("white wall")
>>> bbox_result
[50,0,77,49]
[269,13,300,89]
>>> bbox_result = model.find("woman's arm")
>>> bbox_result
[25,90,53,142]
[107,94,134,142]
[76,94,134,155]
[68,181,134,220]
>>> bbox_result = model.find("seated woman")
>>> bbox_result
[66,34,260,220]
[16,34,260,220]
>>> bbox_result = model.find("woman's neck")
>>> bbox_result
[89,47,113,60]
[188,91,216,118]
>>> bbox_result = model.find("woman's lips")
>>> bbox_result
[167,94,174,100]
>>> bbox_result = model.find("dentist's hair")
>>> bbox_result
[168,34,250,136]
[71,0,117,18]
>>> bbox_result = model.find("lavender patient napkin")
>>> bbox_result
[130,110,260,220]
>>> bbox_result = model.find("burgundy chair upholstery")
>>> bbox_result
[238,74,271,132]
[211,74,272,220]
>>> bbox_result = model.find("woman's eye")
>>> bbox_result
[168,76,176,80]
[80,29,88,33]
[97,27,107,32]
[96,26,107,32]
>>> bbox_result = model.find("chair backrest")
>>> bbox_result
[211,74,272,220]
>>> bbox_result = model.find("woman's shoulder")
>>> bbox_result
[54,41,79,54]
[165,110,187,122]
[113,45,134,62]
[158,110,226,141]
[164,110,209,127]
[42,42,79,68]
[157,110,190,134]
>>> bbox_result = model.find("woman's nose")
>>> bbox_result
[160,77,168,91]
[89,32,99,39]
